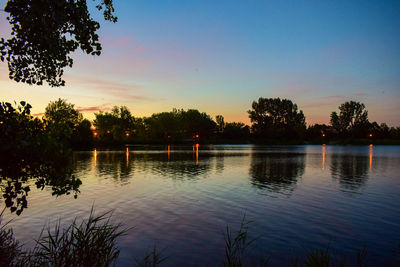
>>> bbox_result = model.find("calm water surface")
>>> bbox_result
[2,145,400,266]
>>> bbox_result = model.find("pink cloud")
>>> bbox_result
[76,104,112,113]
[65,75,150,101]
[355,92,368,97]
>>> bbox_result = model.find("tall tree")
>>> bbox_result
[44,98,82,127]
[216,115,225,133]
[248,97,306,138]
[330,101,369,136]
[0,0,117,86]
[44,98,83,148]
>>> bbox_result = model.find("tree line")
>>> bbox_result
[1,98,400,149]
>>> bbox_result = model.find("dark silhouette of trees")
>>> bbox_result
[181,109,216,140]
[44,98,86,149]
[44,98,82,126]
[216,115,225,133]
[248,97,306,139]
[330,101,369,138]
[139,109,216,143]
[0,0,117,86]
[0,101,81,215]
[143,110,182,142]
[222,122,250,141]
[72,119,94,149]
[305,124,333,142]
[94,106,135,143]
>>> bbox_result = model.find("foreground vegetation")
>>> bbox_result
[1,211,398,267]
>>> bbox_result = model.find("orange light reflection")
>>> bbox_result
[126,147,129,167]
[167,145,170,160]
[94,148,97,167]
[322,144,326,170]
[195,143,199,165]
[369,144,373,169]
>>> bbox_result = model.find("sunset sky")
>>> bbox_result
[1,0,399,126]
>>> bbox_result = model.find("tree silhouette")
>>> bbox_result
[0,0,117,86]
[248,97,306,139]
[94,106,135,143]
[216,115,225,133]
[0,101,81,215]
[330,101,369,137]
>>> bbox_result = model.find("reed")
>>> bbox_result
[0,208,22,267]
[25,207,126,267]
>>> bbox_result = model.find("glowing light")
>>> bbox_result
[93,131,98,137]
[195,134,199,138]
[322,145,326,170]
[126,132,130,137]
[107,130,110,134]
[322,133,325,137]
[369,133,373,137]
[168,145,170,160]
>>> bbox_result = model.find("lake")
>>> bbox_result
[2,145,400,266]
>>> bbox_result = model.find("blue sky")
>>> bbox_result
[0,0,399,125]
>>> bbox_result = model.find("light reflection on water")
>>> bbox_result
[2,145,400,266]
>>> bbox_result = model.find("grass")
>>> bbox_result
[222,214,262,267]
[0,209,21,267]
[135,245,166,267]
[1,207,126,267]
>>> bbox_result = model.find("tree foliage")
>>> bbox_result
[222,122,250,140]
[44,98,82,127]
[330,101,369,137]
[248,97,306,139]
[0,101,81,215]
[0,0,117,86]
[216,115,225,133]
[94,106,135,143]
[141,109,217,143]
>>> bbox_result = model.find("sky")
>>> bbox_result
[0,0,399,126]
